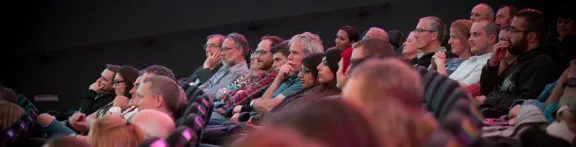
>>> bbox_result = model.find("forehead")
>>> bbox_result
[471,22,487,31]
[337,29,348,36]
[102,69,115,77]
[472,5,487,13]
[511,17,526,29]
[137,82,151,93]
[222,38,236,47]
[114,73,124,80]
[289,40,303,52]
[497,7,509,15]
[206,37,221,44]
[141,73,156,80]
[417,19,430,28]
[273,52,286,58]
[257,40,273,51]
[134,76,142,84]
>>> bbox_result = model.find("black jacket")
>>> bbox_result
[182,63,222,87]
[79,90,116,115]
[480,44,559,111]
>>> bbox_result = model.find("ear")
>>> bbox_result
[527,32,538,43]
[488,34,497,44]
[155,94,164,108]
[431,32,439,41]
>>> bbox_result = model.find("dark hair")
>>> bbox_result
[261,36,284,49]
[226,33,251,59]
[339,26,360,42]
[143,65,176,81]
[105,64,120,73]
[46,136,91,147]
[0,87,17,104]
[500,5,518,17]
[352,38,396,58]
[116,65,140,97]
[141,76,181,116]
[265,98,382,147]
[302,53,324,85]
[270,40,290,57]
[558,7,576,26]
[516,8,548,44]
[321,48,344,93]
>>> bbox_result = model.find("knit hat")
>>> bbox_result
[341,48,353,74]
[325,48,344,74]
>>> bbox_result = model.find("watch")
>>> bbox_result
[564,77,576,88]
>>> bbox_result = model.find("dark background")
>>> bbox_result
[1,0,573,112]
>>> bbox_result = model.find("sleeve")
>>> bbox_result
[461,61,487,85]
[79,90,98,113]
[108,107,122,113]
[197,67,216,85]
[276,80,303,98]
[203,70,248,98]
[480,61,501,96]
[224,73,277,109]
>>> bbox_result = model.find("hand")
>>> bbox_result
[203,50,221,69]
[509,104,521,118]
[433,51,447,66]
[568,60,576,78]
[233,105,243,113]
[277,64,294,80]
[476,95,486,103]
[112,96,132,110]
[89,80,104,92]
[489,41,510,66]
[215,88,228,100]
[229,113,240,122]
[69,113,89,133]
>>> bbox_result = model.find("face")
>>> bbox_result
[336,58,348,89]
[220,38,241,66]
[205,37,222,56]
[272,52,288,70]
[495,7,512,29]
[287,40,305,69]
[130,76,142,102]
[470,5,491,22]
[402,33,418,55]
[298,65,317,89]
[317,57,335,84]
[112,73,127,96]
[414,19,435,49]
[469,22,493,55]
[99,69,115,91]
[448,28,466,55]
[499,30,515,60]
[250,54,258,71]
[336,29,353,49]
[557,17,575,37]
[136,82,159,110]
[254,40,274,70]
[508,17,530,55]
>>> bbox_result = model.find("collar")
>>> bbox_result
[227,61,248,71]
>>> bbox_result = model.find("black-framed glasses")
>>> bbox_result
[415,28,436,33]
[204,44,220,49]
[113,80,125,85]
[254,49,271,56]
[299,67,312,74]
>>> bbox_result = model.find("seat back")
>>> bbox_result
[138,137,166,147]
[165,126,197,147]
[0,112,37,147]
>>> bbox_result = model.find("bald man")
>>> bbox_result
[364,27,389,41]
[131,109,176,138]
[470,3,495,22]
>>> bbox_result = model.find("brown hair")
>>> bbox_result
[516,8,547,44]
[88,115,147,147]
[0,102,24,129]
[451,19,473,50]
[352,37,396,58]
[46,136,91,147]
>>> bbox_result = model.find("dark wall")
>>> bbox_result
[4,0,573,112]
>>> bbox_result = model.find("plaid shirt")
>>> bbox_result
[215,70,278,115]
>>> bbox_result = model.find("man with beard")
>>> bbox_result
[478,9,560,118]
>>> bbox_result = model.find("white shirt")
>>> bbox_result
[449,53,492,85]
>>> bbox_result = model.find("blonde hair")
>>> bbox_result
[451,19,473,50]
[0,102,24,129]
[88,115,147,147]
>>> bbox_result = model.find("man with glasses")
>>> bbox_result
[478,9,560,118]
[209,36,283,124]
[414,16,448,68]
[199,33,251,98]
[183,34,225,87]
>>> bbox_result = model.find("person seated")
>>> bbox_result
[79,64,120,115]
[183,34,225,86]
[414,16,448,68]
[401,31,423,65]
[335,26,360,50]
[430,19,473,76]
[232,99,383,147]
[130,109,175,138]
[87,115,147,147]
[478,9,560,118]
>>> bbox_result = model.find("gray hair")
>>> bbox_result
[143,65,176,81]
[141,76,181,115]
[206,34,226,46]
[481,20,500,37]
[420,16,447,43]
[289,32,324,55]
[226,33,250,59]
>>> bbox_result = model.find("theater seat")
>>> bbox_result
[0,112,38,146]
[138,137,167,147]
[165,126,198,147]
[387,30,405,51]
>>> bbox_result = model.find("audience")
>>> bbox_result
[363,27,389,41]
[199,33,251,98]
[470,3,495,22]
[414,16,447,67]
[350,37,396,61]
[479,9,560,118]
[270,41,290,70]
[430,19,473,76]
[136,75,182,119]
[335,26,360,49]
[184,34,226,86]
[556,7,576,41]
[80,64,119,115]
[130,109,175,138]
[495,5,518,29]
[87,115,146,147]
[497,25,518,75]
[402,31,420,65]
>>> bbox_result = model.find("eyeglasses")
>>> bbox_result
[508,27,530,33]
[254,49,271,56]
[322,58,328,66]
[299,67,312,74]
[415,28,436,33]
[113,80,125,85]
[220,46,235,52]
[204,44,220,49]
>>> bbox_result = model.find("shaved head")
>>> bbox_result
[364,27,389,41]
[471,3,495,22]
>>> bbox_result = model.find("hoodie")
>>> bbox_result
[480,44,559,112]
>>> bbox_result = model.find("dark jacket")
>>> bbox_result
[79,90,116,115]
[480,44,559,111]
[183,63,223,86]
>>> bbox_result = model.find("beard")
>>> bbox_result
[507,35,528,56]
[257,61,274,71]
[222,56,237,67]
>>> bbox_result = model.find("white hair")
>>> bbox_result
[131,109,175,138]
[289,32,324,55]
